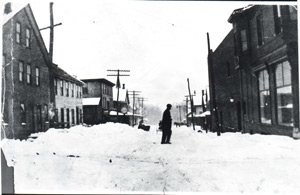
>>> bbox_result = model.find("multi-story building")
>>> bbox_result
[209,5,298,137]
[51,64,84,128]
[81,78,115,124]
[2,4,52,139]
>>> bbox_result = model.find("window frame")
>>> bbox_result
[258,69,271,124]
[256,13,264,47]
[25,28,31,48]
[16,22,21,44]
[19,61,24,82]
[240,29,248,52]
[26,64,32,84]
[35,67,40,86]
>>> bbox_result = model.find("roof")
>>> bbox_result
[82,98,101,106]
[51,64,84,85]
[81,78,115,86]
[228,5,255,23]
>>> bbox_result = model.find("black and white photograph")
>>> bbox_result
[1,0,299,194]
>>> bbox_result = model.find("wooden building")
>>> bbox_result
[81,78,115,124]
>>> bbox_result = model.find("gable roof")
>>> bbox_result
[3,3,52,66]
[51,64,84,85]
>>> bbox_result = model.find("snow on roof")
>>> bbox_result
[199,111,211,117]
[2,3,28,25]
[82,98,101,106]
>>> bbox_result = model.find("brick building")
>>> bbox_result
[51,64,84,128]
[2,4,51,139]
[81,78,115,124]
[209,5,299,137]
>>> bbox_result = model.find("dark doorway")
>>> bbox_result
[37,105,42,131]
[61,108,64,123]
[66,109,70,127]
[76,107,79,125]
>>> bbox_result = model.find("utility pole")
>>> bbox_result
[138,97,148,121]
[39,3,62,62]
[187,78,195,130]
[202,90,206,112]
[184,94,195,128]
[207,32,220,136]
[128,90,141,127]
[107,69,130,122]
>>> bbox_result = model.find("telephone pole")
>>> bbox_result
[128,90,141,127]
[138,97,148,121]
[39,3,62,62]
[107,69,130,121]
[187,78,195,130]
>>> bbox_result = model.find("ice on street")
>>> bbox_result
[1,123,300,194]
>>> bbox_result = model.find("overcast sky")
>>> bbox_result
[23,0,253,109]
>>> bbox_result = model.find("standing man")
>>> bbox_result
[161,104,172,144]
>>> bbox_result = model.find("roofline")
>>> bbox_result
[81,78,115,86]
[228,5,255,23]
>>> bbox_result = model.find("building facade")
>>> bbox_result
[209,5,299,137]
[51,64,84,128]
[2,4,51,139]
[81,78,115,124]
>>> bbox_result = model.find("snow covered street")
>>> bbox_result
[2,123,300,194]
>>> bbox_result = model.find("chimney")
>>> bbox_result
[4,3,12,14]
[122,84,125,89]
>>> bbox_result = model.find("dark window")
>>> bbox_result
[35,67,40,86]
[16,22,21,44]
[60,108,64,123]
[240,29,248,52]
[71,83,74,97]
[19,61,24,82]
[275,61,293,126]
[71,109,75,125]
[60,80,64,96]
[25,28,31,47]
[83,86,88,95]
[26,64,31,84]
[54,78,58,95]
[258,69,271,124]
[233,23,238,55]
[256,14,263,46]
[273,5,282,35]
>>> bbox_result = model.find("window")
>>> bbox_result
[273,5,282,35]
[79,86,82,98]
[16,22,21,44]
[60,108,64,123]
[54,78,57,95]
[71,83,74,97]
[233,23,238,55]
[275,61,293,126]
[26,64,31,84]
[83,86,88,95]
[240,29,248,52]
[66,82,69,97]
[289,6,297,20]
[258,69,271,124]
[25,28,31,47]
[71,109,75,125]
[20,103,26,124]
[60,80,64,96]
[76,85,79,98]
[19,61,24,82]
[35,67,40,86]
[256,14,263,46]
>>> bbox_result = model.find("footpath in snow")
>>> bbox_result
[1,123,300,194]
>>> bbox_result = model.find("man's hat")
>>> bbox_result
[167,104,172,108]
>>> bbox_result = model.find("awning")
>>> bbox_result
[82,98,101,106]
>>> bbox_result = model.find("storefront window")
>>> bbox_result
[275,61,293,126]
[258,70,271,124]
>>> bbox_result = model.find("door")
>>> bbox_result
[37,105,42,131]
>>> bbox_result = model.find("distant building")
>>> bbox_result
[209,5,299,137]
[111,84,130,124]
[2,4,51,139]
[50,64,84,128]
[81,78,115,124]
